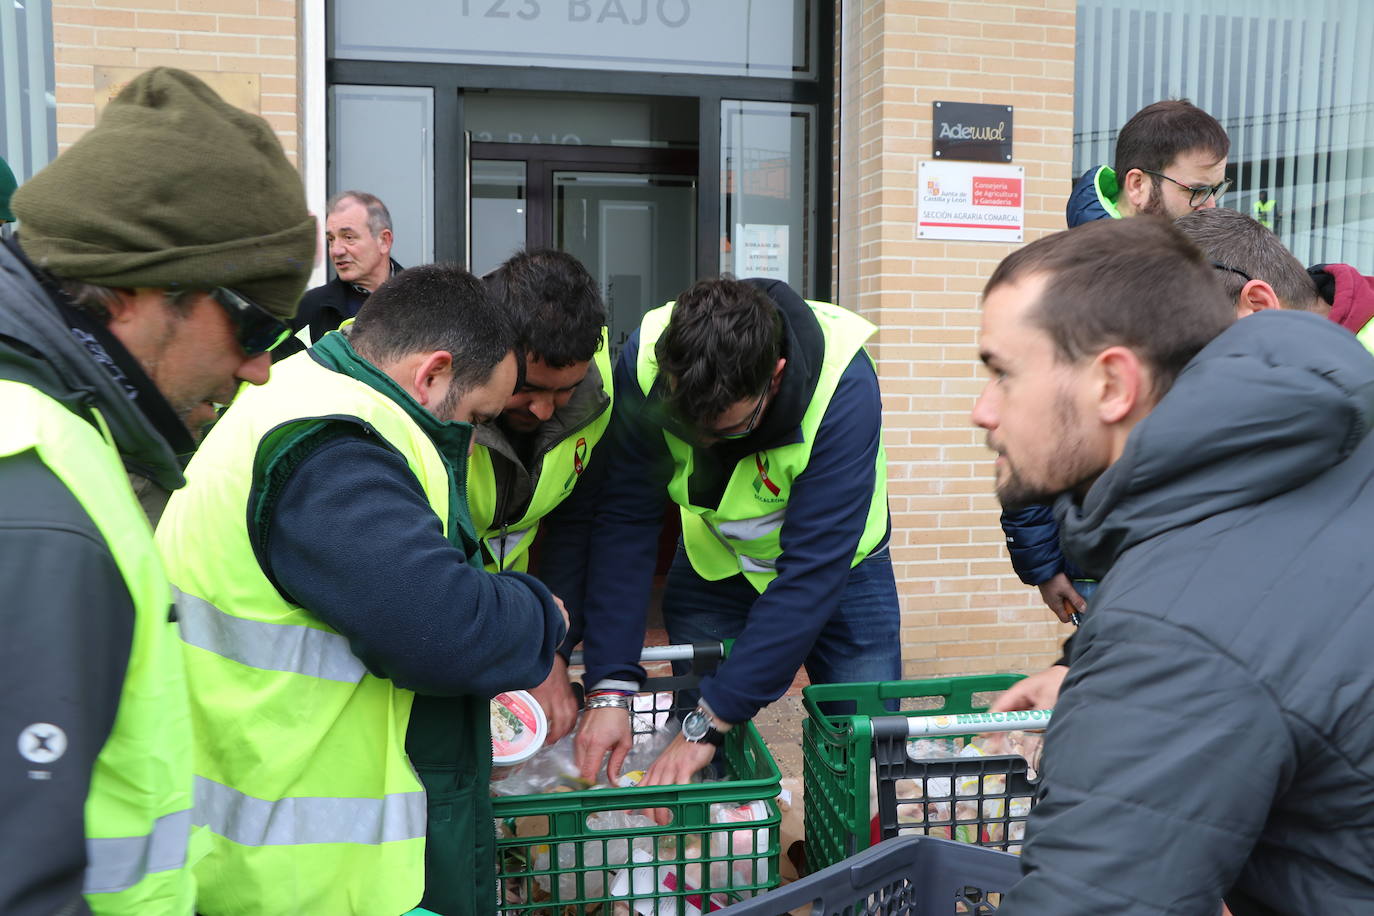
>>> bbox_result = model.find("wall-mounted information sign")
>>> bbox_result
[918,161,1024,243]
[932,101,1013,163]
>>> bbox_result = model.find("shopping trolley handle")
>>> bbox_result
[884,708,1053,738]
[566,642,724,667]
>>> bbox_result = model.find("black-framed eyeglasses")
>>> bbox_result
[1211,261,1253,283]
[210,287,292,355]
[1140,169,1232,208]
[702,389,768,441]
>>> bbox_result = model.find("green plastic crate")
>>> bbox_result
[495,657,782,915]
[802,675,1035,872]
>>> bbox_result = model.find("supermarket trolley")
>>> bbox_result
[495,643,782,915]
[804,677,1051,870]
[717,835,1021,916]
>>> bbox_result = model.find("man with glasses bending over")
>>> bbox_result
[0,68,314,915]
[1004,98,1233,631]
[574,277,900,791]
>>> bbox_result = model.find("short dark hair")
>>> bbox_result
[1114,99,1229,178]
[350,263,514,396]
[656,278,783,426]
[484,249,606,368]
[983,218,1234,399]
[1173,208,1320,311]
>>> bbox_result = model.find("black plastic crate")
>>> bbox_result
[717,835,1021,916]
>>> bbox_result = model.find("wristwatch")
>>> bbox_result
[681,705,725,747]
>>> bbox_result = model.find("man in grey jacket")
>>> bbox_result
[974,217,1374,914]
[0,68,313,915]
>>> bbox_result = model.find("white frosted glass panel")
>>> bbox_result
[1075,0,1374,268]
[333,0,811,78]
[329,85,435,268]
[720,100,814,293]
[0,0,57,188]
[553,171,695,358]
[470,160,527,277]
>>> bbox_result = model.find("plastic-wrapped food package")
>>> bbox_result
[491,719,679,797]
[607,802,769,916]
[893,730,1042,848]
[707,800,771,886]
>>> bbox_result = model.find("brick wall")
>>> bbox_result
[838,0,1078,678]
[51,0,299,164]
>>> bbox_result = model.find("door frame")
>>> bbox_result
[471,141,698,251]
[327,1,834,300]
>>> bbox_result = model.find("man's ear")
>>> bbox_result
[377,228,394,256]
[1094,345,1149,424]
[1120,168,1151,212]
[1235,279,1282,317]
[411,350,453,408]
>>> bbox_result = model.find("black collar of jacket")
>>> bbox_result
[4,236,195,465]
[349,257,404,297]
[330,257,405,306]
[294,258,405,331]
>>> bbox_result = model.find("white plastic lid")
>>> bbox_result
[490,690,548,766]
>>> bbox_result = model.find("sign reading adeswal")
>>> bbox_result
[933,101,1013,163]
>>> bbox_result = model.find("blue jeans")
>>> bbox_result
[662,544,903,716]
[1072,578,1099,606]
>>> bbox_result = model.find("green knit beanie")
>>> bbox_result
[12,68,316,319]
[0,155,16,222]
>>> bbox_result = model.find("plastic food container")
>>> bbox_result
[491,690,548,767]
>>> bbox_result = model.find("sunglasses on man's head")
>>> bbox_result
[210,287,292,355]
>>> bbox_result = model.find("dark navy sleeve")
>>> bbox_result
[698,351,887,724]
[1000,504,1067,585]
[579,330,674,688]
[0,450,127,916]
[533,440,608,655]
[262,433,566,697]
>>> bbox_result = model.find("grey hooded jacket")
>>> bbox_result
[1003,310,1374,916]
[0,239,185,915]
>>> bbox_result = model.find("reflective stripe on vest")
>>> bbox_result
[485,526,533,569]
[84,808,193,894]
[634,299,889,591]
[740,555,778,574]
[0,380,195,913]
[715,506,787,542]
[177,590,367,684]
[194,776,425,847]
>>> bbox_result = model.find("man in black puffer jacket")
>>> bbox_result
[975,217,1374,915]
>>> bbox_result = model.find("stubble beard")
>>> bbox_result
[1136,177,1169,218]
[993,389,1099,511]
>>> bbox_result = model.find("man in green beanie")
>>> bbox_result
[0,67,314,916]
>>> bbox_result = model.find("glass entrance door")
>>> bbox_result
[552,171,695,356]
[470,144,697,358]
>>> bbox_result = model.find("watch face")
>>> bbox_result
[682,709,708,741]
